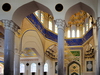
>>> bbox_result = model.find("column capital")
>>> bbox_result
[97,17,100,29]
[1,19,19,32]
[56,19,65,30]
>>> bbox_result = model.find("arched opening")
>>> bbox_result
[65,2,95,24]
[65,2,96,39]
[20,30,44,75]
[68,61,81,75]
[12,1,53,27]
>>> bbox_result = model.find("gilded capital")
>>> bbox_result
[1,19,19,32]
[56,19,65,30]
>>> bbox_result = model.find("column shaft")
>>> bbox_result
[2,20,19,75]
[56,19,65,75]
[4,29,14,75]
[97,17,100,75]
[58,28,64,75]
[14,53,20,75]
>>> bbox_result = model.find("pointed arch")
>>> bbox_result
[68,61,81,75]
[20,30,44,62]
[65,2,95,25]
[12,1,53,27]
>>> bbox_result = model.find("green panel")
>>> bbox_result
[70,51,80,56]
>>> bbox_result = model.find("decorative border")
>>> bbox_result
[27,14,58,42]
[65,28,93,46]
[27,13,93,46]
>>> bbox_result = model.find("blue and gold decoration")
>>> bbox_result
[27,13,93,46]
[65,28,93,46]
[27,14,57,42]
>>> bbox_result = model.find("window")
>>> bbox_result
[68,30,70,38]
[44,63,48,72]
[35,10,39,17]
[20,63,25,73]
[55,24,58,33]
[31,63,36,72]
[0,63,3,74]
[49,21,52,30]
[77,29,79,37]
[89,17,92,28]
[83,27,85,35]
[41,13,44,23]
[72,30,75,38]
[86,23,88,31]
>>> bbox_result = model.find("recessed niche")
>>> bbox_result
[2,3,11,12]
[55,4,63,12]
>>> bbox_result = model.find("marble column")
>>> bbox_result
[2,20,18,75]
[56,19,65,75]
[14,49,20,75]
[97,17,100,75]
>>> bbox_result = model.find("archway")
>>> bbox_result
[65,2,95,25]
[68,61,81,75]
[20,30,44,62]
[12,1,53,27]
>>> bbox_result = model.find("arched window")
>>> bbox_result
[44,63,48,72]
[55,24,58,33]
[0,63,3,74]
[86,23,88,31]
[72,30,75,38]
[20,63,25,73]
[31,63,36,72]
[49,21,52,30]
[83,27,85,35]
[35,10,39,17]
[89,17,92,28]
[68,30,70,38]
[77,29,79,37]
[41,13,44,23]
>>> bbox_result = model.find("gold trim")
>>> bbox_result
[64,46,83,48]
[82,36,93,46]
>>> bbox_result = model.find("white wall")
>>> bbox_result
[0,0,98,20]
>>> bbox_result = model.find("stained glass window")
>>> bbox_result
[20,63,25,73]
[44,63,48,72]
[31,63,36,72]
